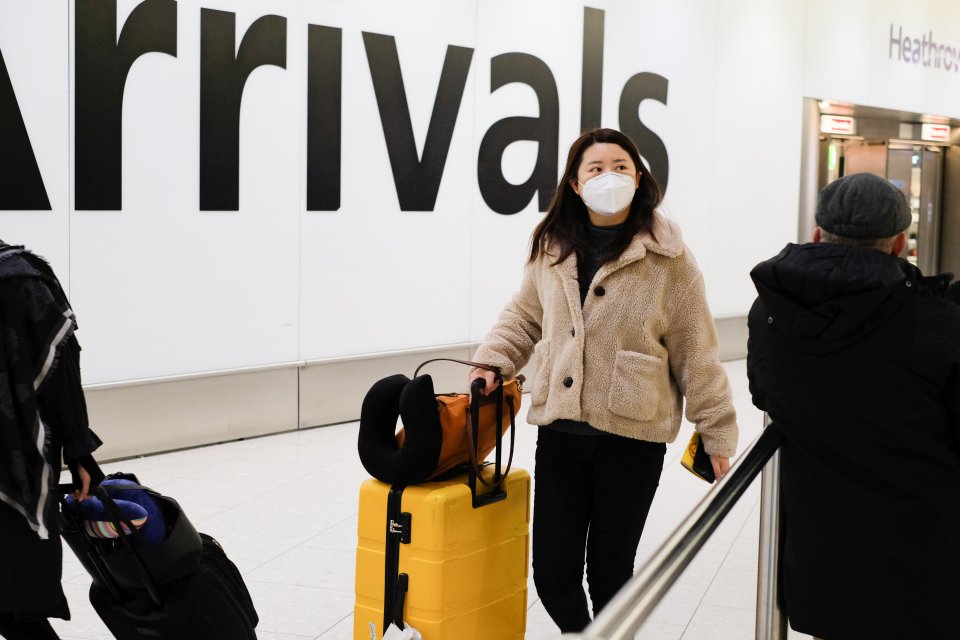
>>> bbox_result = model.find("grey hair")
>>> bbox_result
[818,229,901,252]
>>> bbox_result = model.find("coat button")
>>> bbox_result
[563,376,573,388]
[594,286,605,296]
[570,328,575,337]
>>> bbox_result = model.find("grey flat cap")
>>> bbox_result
[815,173,911,239]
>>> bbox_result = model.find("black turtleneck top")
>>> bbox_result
[547,220,628,437]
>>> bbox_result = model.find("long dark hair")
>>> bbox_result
[529,128,662,265]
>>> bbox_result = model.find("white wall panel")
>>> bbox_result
[0,2,71,283]
[708,0,805,317]
[612,0,717,255]
[604,0,720,306]
[802,0,873,106]
[300,0,477,358]
[804,0,960,120]
[925,0,960,118]
[866,0,928,114]
[468,0,582,342]
[70,0,301,382]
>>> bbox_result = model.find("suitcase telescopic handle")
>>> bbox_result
[413,357,503,380]
[467,378,516,506]
[57,485,124,601]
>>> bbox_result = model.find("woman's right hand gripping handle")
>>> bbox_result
[468,368,500,397]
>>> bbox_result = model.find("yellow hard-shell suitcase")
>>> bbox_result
[353,468,530,640]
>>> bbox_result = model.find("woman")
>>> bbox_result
[469,128,738,632]
[0,241,103,640]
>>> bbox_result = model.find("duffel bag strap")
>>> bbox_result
[57,479,157,495]
[413,358,502,379]
[97,482,160,495]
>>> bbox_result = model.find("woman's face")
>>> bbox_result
[570,142,641,225]
[573,143,639,186]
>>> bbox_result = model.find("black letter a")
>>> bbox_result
[0,49,51,210]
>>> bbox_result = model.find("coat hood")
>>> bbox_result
[750,243,922,352]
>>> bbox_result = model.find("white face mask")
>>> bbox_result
[578,171,636,216]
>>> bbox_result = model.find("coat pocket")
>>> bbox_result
[607,350,664,422]
[530,340,551,406]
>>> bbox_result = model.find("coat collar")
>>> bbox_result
[550,210,685,282]
[631,210,685,260]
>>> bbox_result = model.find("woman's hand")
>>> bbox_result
[468,368,500,397]
[72,464,92,502]
[709,455,730,481]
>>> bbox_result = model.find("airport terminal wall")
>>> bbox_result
[2,0,958,458]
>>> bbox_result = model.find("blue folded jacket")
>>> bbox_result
[65,479,167,545]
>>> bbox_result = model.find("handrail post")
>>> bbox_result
[756,413,788,639]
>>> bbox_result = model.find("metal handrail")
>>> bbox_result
[561,423,784,640]
[756,416,788,638]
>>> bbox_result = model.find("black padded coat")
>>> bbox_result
[747,242,960,640]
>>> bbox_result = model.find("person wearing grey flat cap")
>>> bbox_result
[745,172,960,640]
[814,171,913,243]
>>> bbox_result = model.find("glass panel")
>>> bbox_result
[887,146,919,264]
[919,148,943,274]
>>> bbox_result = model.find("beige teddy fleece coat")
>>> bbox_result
[473,212,738,457]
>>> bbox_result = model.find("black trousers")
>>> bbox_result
[532,428,666,633]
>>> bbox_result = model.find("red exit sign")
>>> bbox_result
[921,123,951,142]
[820,115,856,135]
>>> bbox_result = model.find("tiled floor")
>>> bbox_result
[51,359,814,640]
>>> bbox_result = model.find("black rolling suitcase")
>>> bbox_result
[59,474,258,640]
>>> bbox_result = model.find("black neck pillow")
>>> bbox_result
[357,374,444,485]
